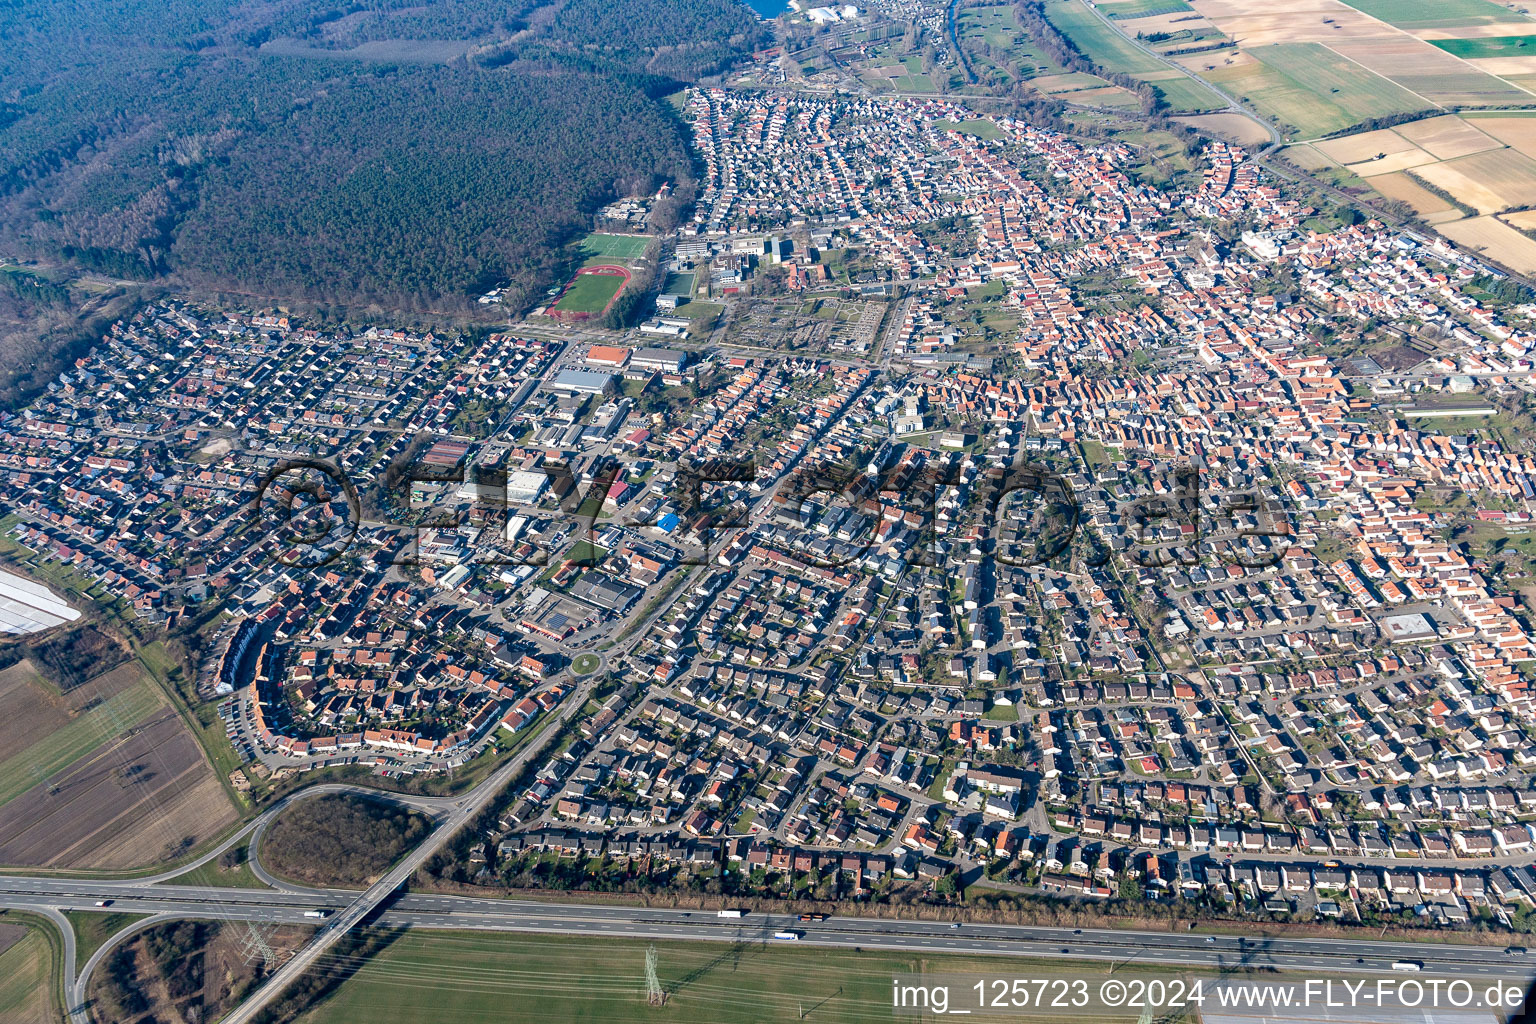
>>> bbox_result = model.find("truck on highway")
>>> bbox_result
[772,931,801,941]
[717,909,745,918]
[1392,960,1422,972]
[304,910,330,920]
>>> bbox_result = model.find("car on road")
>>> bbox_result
[1205,936,1216,943]
[950,923,961,929]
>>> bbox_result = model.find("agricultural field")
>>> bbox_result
[1436,215,1536,272]
[0,922,56,1024]
[1396,114,1506,158]
[1285,109,1536,269]
[1431,35,1536,58]
[1468,111,1536,158]
[1041,0,1224,110]
[296,931,1155,1024]
[1180,0,1536,134]
[1101,0,1194,18]
[1126,10,1230,55]
[579,233,650,262]
[1204,52,1381,136]
[1174,112,1273,143]
[1248,43,1428,124]
[0,654,238,869]
[1032,73,1144,108]
[1363,169,1466,222]
[1337,0,1530,30]
[1042,0,1165,73]
[1413,146,1536,213]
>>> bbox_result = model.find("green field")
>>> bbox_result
[956,5,1073,83]
[1208,42,1428,137]
[679,300,723,322]
[296,931,1152,1024]
[580,233,650,260]
[1250,44,1426,121]
[64,911,149,971]
[1339,0,1528,29]
[0,926,56,1022]
[1430,35,1536,58]
[163,843,266,889]
[1104,0,1192,18]
[1146,75,1225,113]
[1042,0,1164,74]
[936,118,1005,140]
[0,679,162,807]
[552,272,627,314]
[1040,0,1228,111]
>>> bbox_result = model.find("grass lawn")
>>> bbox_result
[680,300,723,321]
[553,273,626,315]
[566,540,608,566]
[163,843,266,889]
[64,911,150,972]
[580,233,649,260]
[0,680,162,808]
[295,931,1153,1024]
[571,654,602,676]
[983,702,1019,722]
[936,118,1004,140]
[0,923,57,1022]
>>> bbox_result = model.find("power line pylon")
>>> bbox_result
[645,944,665,1007]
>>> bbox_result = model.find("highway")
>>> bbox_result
[211,678,591,1024]
[5,876,1535,1020]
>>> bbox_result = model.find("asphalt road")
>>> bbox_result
[6,875,1536,1019]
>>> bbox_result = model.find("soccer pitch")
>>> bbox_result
[582,233,650,260]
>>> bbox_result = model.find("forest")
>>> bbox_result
[0,0,766,315]
[262,793,432,887]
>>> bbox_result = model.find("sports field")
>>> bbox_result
[297,931,1152,1024]
[581,233,649,261]
[551,266,629,316]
